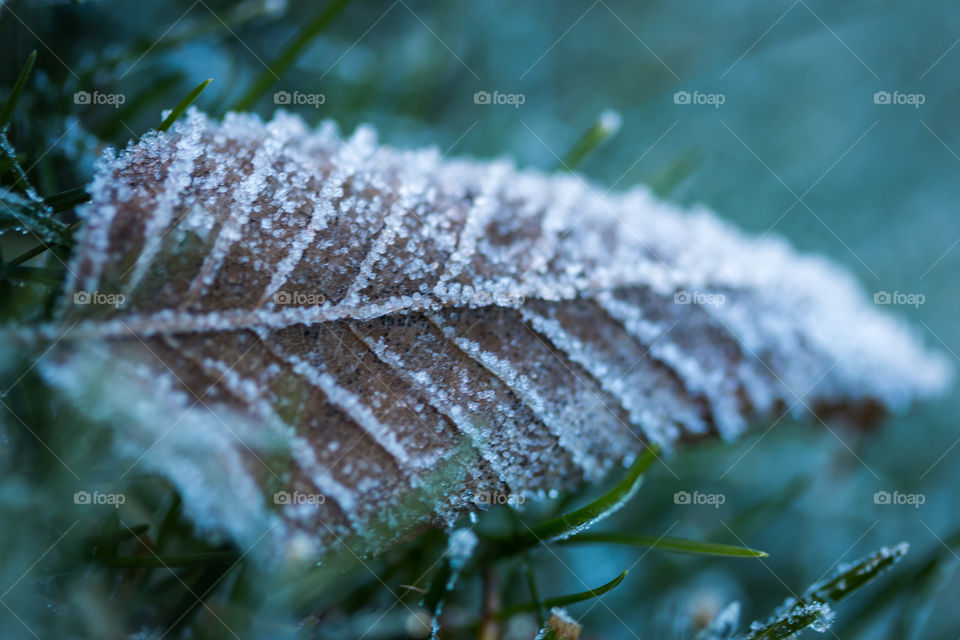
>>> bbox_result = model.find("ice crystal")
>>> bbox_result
[740,543,907,639]
[36,109,951,559]
[698,601,740,640]
[446,528,478,571]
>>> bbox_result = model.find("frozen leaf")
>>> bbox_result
[28,109,950,561]
[536,608,582,640]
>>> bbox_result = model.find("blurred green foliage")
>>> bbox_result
[1,0,958,638]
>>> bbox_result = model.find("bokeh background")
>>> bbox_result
[1,0,958,638]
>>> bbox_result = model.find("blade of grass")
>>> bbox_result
[523,553,545,628]
[495,571,627,620]
[8,221,80,266]
[841,528,960,638]
[43,187,90,214]
[1,132,42,200]
[0,50,37,131]
[0,264,64,286]
[558,532,768,558]
[497,446,658,555]
[809,542,909,603]
[422,556,451,617]
[739,542,909,640]
[648,151,700,198]
[155,492,183,550]
[0,197,64,243]
[158,79,212,132]
[230,0,352,112]
[554,109,621,172]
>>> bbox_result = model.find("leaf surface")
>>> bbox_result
[38,110,949,560]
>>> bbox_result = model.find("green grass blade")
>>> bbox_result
[809,541,909,604]
[1,131,42,200]
[7,221,79,266]
[739,542,909,640]
[841,528,960,638]
[230,0,352,112]
[1,192,71,245]
[648,151,700,198]
[0,264,63,286]
[523,553,546,627]
[558,532,768,558]
[421,557,451,617]
[158,78,212,132]
[499,446,658,555]
[43,186,90,214]
[555,109,621,172]
[0,50,37,131]
[495,571,627,620]
[155,493,183,550]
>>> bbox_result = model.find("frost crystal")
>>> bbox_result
[446,528,478,570]
[37,109,952,559]
[699,601,740,640]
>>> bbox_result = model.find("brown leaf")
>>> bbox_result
[41,110,949,560]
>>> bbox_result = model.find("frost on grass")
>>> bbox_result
[739,542,908,639]
[36,109,950,560]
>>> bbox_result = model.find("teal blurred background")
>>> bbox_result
[1,0,958,637]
